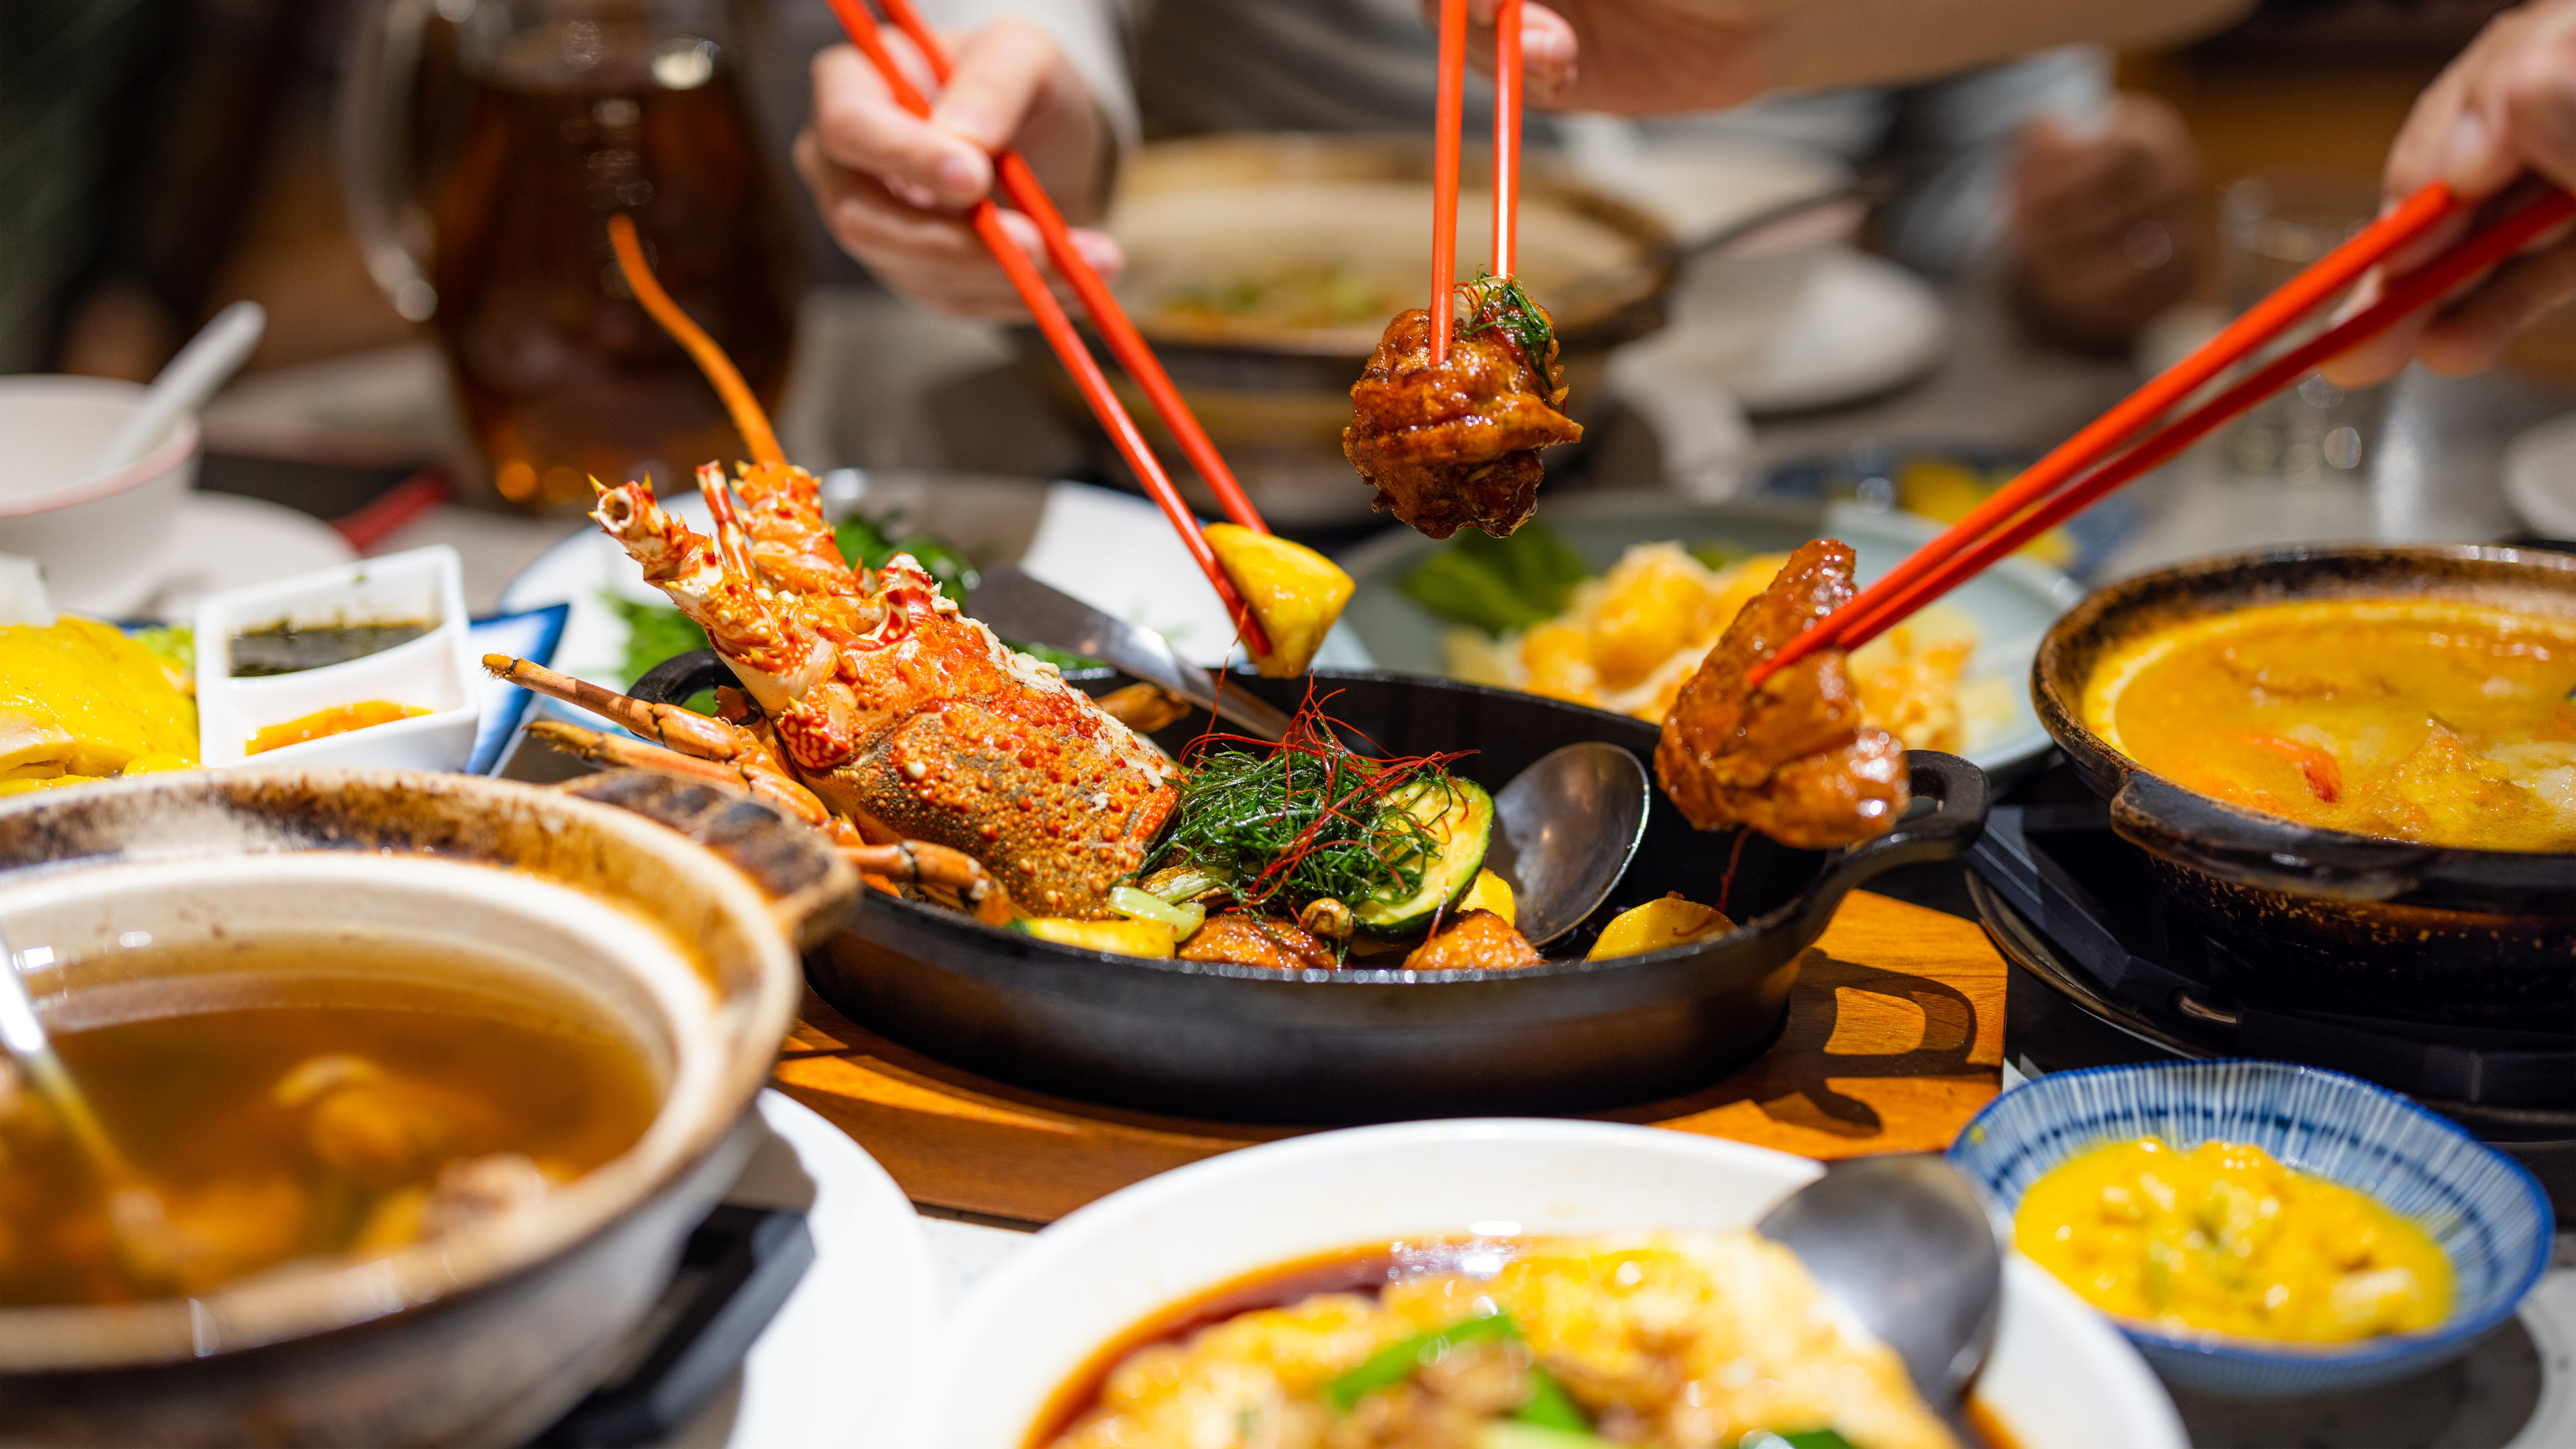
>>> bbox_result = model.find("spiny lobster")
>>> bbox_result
[488,216,1177,919]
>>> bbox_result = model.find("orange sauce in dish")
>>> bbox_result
[246,700,431,755]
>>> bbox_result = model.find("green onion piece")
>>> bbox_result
[1110,885,1203,937]
[1511,1368,1591,1433]
[1739,1432,1860,1449]
[1143,865,1228,905]
[1326,1311,1520,1413]
[1477,1424,1616,1449]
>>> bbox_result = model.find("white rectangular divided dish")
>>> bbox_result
[194,545,479,771]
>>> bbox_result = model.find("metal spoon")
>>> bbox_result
[1487,742,1650,947]
[1758,1155,2003,1446]
[967,567,1295,742]
[0,923,133,1182]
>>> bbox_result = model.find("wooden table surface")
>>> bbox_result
[772,889,2006,1223]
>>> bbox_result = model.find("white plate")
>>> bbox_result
[1336,495,2080,779]
[660,1090,940,1449]
[2504,411,2576,539]
[919,1119,2185,1449]
[1626,245,1951,416]
[76,492,357,622]
[496,470,1368,705]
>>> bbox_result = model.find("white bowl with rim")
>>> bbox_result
[194,545,480,771]
[916,1119,2186,1449]
[0,375,198,615]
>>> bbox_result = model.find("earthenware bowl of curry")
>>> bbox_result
[2032,543,2576,1031]
[0,767,848,1447]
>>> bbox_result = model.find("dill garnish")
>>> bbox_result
[1148,697,1470,925]
[1458,273,1562,403]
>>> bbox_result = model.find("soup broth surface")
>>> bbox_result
[2084,598,2576,851]
[0,940,659,1307]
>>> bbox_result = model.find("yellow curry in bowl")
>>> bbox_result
[2082,598,2576,852]
[2016,1137,2450,1346]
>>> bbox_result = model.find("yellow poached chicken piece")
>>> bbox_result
[1205,524,1354,678]
[1587,893,1733,960]
[0,616,197,789]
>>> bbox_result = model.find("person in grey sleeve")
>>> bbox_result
[786,0,2249,347]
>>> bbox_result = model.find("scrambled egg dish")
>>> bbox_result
[1446,545,2012,755]
[1044,1230,1959,1449]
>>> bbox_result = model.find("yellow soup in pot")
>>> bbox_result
[2015,1138,2451,1344]
[2082,598,2576,851]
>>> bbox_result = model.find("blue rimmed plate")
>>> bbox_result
[1949,1059,2553,1398]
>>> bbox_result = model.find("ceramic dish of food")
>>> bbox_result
[911,1118,2186,1449]
[1949,1060,2553,1397]
[1337,496,2078,782]
[193,545,480,772]
[2031,543,2576,1031]
[1756,440,2140,582]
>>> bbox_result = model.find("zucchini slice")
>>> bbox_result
[1352,777,1495,935]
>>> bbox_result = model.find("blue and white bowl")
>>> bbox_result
[1949,1060,2554,1398]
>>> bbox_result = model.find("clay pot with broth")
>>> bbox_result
[0,768,847,1447]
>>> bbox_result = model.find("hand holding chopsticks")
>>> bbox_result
[1750,177,2576,688]
[818,0,1285,661]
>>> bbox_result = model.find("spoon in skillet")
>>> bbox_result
[1758,1154,2004,1447]
[1486,741,1650,947]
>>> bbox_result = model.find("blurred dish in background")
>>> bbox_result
[1627,246,1950,417]
[1337,495,2078,780]
[0,376,200,615]
[1426,525,2011,759]
[339,0,799,511]
[2503,411,2576,540]
[1019,136,1674,527]
[1758,440,2139,581]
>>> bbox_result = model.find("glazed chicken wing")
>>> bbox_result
[1342,280,1582,540]
[1655,540,1908,849]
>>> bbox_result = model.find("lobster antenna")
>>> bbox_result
[606,213,784,467]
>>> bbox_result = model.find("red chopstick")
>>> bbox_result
[1492,0,1522,278]
[1746,178,2484,688]
[1828,182,2576,653]
[1430,0,1468,364]
[868,0,1267,537]
[822,0,1273,658]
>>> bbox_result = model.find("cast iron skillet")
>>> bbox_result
[2033,543,2576,1032]
[638,657,1986,1122]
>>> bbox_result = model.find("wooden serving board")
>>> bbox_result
[771,890,2006,1224]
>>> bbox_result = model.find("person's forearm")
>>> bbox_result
[1770,0,2250,91]
[1554,0,2251,101]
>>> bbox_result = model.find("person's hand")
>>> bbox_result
[793,18,1116,320]
[2325,0,2576,385]
[2010,95,2203,352]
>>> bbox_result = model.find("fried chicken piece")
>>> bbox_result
[1342,297,1582,541]
[1180,911,1342,971]
[1403,909,1544,971]
[1655,540,1908,849]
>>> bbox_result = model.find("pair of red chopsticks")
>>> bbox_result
[1750,178,2576,688]
[1428,0,1525,364]
[821,0,1277,657]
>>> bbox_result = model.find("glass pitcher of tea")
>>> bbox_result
[339,0,799,511]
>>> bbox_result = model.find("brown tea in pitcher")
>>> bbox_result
[429,16,798,509]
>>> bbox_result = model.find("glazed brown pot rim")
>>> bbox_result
[0,769,806,1370]
[2032,541,2576,902]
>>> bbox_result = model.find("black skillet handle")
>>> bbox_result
[632,648,735,706]
[1796,751,1992,921]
